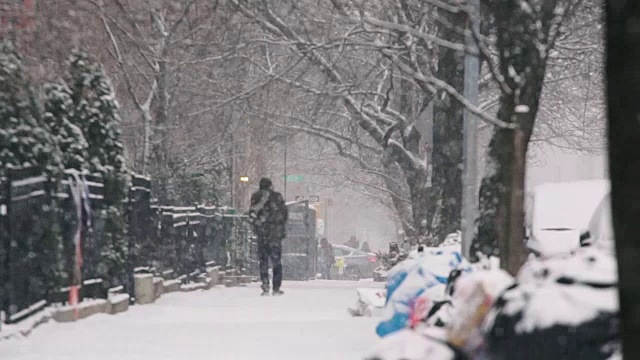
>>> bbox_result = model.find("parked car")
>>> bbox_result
[525,179,610,258]
[332,244,378,279]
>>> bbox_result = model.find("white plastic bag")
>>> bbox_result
[348,288,386,317]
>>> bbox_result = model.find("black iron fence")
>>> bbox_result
[0,166,252,325]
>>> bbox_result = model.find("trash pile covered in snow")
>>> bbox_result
[481,247,619,359]
[480,194,620,360]
[365,192,621,360]
[349,236,470,319]
[367,267,513,360]
[375,244,472,337]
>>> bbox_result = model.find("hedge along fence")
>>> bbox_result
[0,166,252,326]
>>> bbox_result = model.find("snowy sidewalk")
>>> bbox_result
[2,280,383,360]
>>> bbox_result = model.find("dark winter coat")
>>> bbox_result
[319,242,335,266]
[346,238,359,249]
[249,189,288,244]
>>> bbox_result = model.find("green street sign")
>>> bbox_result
[284,174,304,182]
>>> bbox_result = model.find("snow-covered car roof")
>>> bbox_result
[332,244,356,251]
[527,179,610,257]
[332,244,375,256]
[529,179,610,233]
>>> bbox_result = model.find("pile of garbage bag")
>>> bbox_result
[366,196,621,360]
[480,246,620,360]
[368,268,514,360]
[350,239,470,319]
[375,244,472,337]
[479,193,620,360]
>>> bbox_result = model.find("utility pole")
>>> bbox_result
[461,0,480,259]
[231,132,236,209]
[325,198,329,239]
[283,132,288,201]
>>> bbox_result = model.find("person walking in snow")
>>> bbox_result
[319,238,335,279]
[346,235,359,249]
[387,242,403,268]
[249,178,288,296]
[360,241,371,253]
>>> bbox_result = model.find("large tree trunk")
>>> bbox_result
[395,76,434,244]
[473,108,532,275]
[382,151,416,240]
[407,166,433,244]
[605,0,640,357]
[472,0,558,274]
[473,133,502,261]
[150,56,171,202]
[429,9,466,242]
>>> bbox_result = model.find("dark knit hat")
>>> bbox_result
[259,177,273,190]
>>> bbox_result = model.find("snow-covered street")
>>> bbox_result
[2,280,383,360]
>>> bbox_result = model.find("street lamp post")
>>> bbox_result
[461,0,480,259]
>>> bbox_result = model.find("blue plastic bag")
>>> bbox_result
[376,247,471,337]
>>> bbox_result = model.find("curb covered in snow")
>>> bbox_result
[53,293,132,323]
[0,266,242,340]
[0,308,54,341]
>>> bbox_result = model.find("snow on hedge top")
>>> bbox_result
[530,179,609,233]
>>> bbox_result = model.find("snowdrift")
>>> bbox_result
[366,327,460,360]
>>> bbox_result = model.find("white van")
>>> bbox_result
[525,179,610,257]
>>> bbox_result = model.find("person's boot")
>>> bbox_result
[261,285,270,296]
[272,289,284,296]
